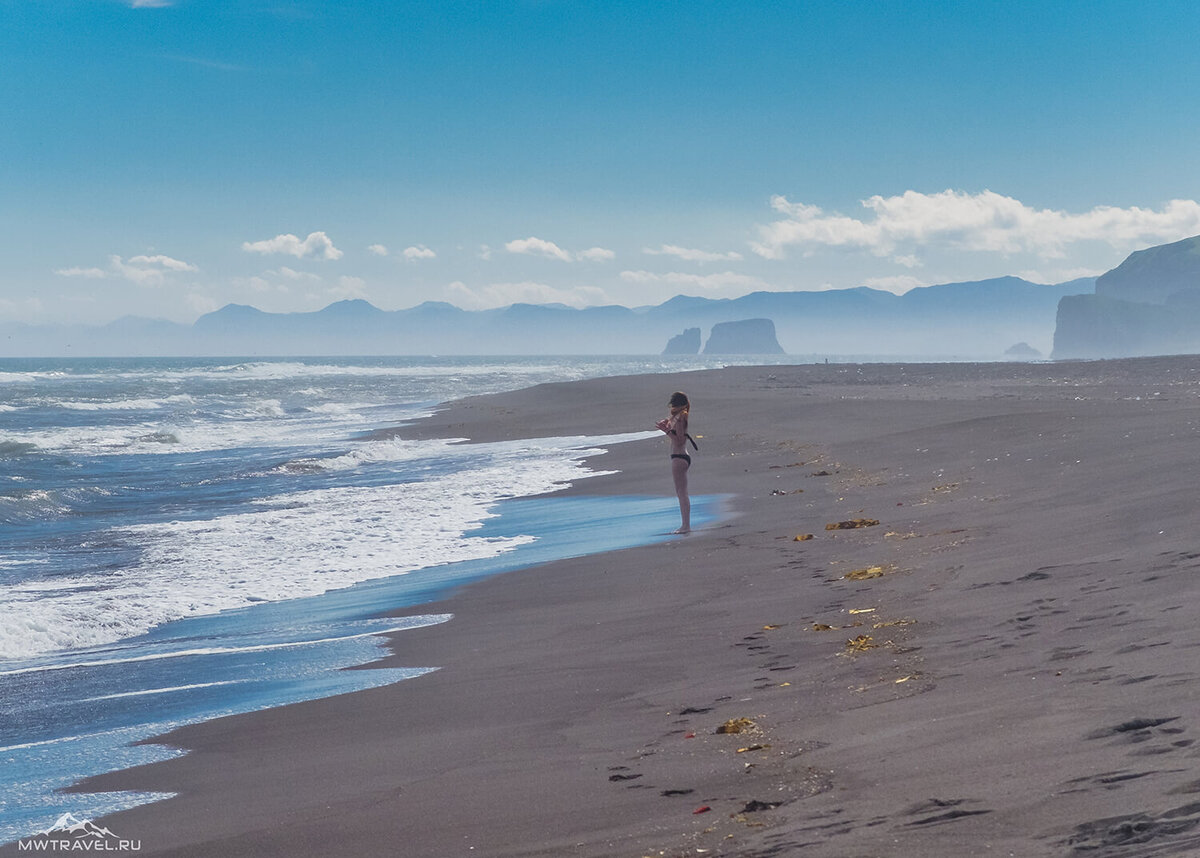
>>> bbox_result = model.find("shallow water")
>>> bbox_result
[0,356,729,842]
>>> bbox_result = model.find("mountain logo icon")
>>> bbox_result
[23,811,141,850]
[37,812,118,838]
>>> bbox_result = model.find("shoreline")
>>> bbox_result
[16,358,1200,857]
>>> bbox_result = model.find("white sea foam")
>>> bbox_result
[0,619,450,678]
[0,435,636,661]
[80,679,250,702]
[3,399,417,457]
[59,398,166,411]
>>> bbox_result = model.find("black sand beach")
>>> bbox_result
[30,358,1200,857]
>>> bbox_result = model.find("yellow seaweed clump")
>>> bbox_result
[716,717,757,735]
[844,634,878,653]
[843,565,889,581]
[825,518,880,530]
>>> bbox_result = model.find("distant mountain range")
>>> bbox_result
[1053,235,1200,359]
[0,275,1093,358]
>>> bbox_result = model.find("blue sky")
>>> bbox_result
[3,0,1199,324]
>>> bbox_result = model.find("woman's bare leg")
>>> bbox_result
[671,457,691,533]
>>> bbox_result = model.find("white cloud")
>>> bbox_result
[113,254,198,286]
[242,231,344,260]
[241,276,284,294]
[1017,266,1108,285]
[331,275,367,299]
[55,266,108,279]
[367,244,389,257]
[445,280,609,310]
[644,244,743,262]
[619,269,769,293]
[478,244,493,260]
[505,237,573,262]
[577,246,615,262]
[752,189,1200,263]
[272,266,320,282]
[56,254,197,286]
[127,254,196,272]
[503,237,613,262]
[185,292,220,315]
[860,275,926,295]
[402,245,437,260]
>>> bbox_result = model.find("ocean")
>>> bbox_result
[0,355,757,844]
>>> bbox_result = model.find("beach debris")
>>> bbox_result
[736,743,770,753]
[848,607,876,614]
[812,621,862,631]
[716,717,756,734]
[845,634,878,653]
[932,483,959,493]
[778,682,791,687]
[895,673,922,683]
[741,799,783,813]
[793,533,814,541]
[692,805,712,815]
[762,624,781,630]
[771,488,803,495]
[608,773,643,782]
[826,518,880,530]
[873,618,916,628]
[843,565,890,580]
[810,470,832,476]
[684,732,696,739]
[661,788,694,796]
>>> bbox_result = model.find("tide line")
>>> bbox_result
[0,615,451,678]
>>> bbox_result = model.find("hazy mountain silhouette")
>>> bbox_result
[1,276,1092,358]
[1053,235,1200,358]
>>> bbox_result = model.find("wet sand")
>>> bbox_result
[38,358,1200,857]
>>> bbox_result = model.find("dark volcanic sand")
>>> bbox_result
[24,357,1200,858]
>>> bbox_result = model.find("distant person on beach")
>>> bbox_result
[655,391,696,534]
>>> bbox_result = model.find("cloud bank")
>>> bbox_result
[752,190,1200,262]
[56,254,197,286]
[644,244,744,262]
[619,270,768,293]
[505,237,614,262]
[242,231,344,260]
[446,280,608,310]
[402,245,437,260]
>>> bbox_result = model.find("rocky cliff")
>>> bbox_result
[702,318,785,354]
[1053,235,1200,358]
[662,327,701,355]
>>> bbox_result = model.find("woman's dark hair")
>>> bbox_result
[669,391,689,409]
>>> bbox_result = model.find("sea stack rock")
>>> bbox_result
[1004,342,1042,359]
[662,327,701,355]
[702,318,785,354]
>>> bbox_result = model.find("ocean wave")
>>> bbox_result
[58,398,167,411]
[270,435,450,474]
[0,436,625,660]
[0,486,116,524]
[0,441,38,457]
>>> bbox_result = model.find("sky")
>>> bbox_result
[3,0,1200,325]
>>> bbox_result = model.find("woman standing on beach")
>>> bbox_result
[656,391,695,534]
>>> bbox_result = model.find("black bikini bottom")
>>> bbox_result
[671,452,692,466]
